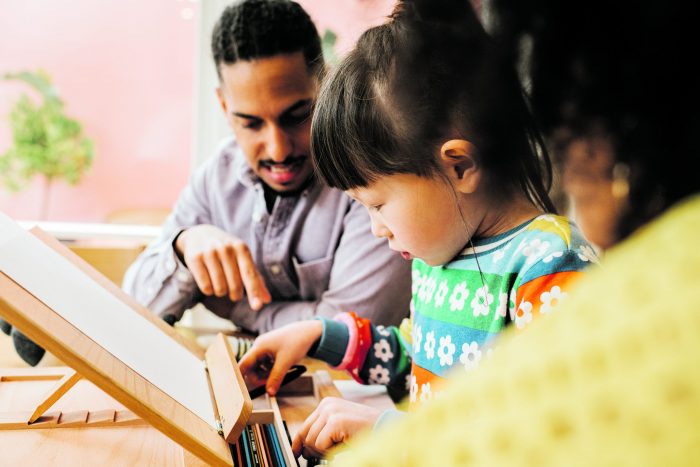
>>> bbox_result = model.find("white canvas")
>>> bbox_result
[0,212,216,427]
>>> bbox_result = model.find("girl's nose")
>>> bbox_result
[370,218,392,240]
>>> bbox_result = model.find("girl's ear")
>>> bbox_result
[440,139,480,194]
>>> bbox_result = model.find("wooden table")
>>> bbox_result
[0,366,395,466]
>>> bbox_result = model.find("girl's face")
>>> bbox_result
[347,173,472,266]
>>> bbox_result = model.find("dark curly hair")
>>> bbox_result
[490,0,700,242]
[211,0,323,78]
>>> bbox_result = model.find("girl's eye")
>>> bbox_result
[371,204,383,212]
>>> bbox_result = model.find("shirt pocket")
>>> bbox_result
[292,255,334,301]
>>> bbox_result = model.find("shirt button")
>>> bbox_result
[252,210,263,223]
[270,264,281,275]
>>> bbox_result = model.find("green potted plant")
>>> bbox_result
[322,29,340,67]
[1,70,94,219]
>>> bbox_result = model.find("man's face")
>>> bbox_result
[217,52,318,193]
[560,136,620,251]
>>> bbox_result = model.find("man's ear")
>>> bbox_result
[215,87,228,114]
[440,139,480,194]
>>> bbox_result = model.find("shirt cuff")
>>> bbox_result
[166,229,194,284]
[307,318,349,367]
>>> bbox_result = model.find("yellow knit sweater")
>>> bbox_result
[331,195,700,466]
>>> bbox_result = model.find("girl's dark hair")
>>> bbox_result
[211,0,323,79]
[490,0,700,241]
[311,0,556,213]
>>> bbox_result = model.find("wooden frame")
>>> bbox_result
[0,224,246,466]
[0,272,235,466]
[0,367,144,429]
[0,218,353,466]
[30,229,203,358]
[0,367,343,466]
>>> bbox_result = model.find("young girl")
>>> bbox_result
[240,0,595,459]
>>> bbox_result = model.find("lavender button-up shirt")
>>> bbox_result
[123,138,412,332]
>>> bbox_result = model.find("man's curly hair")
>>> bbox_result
[211,0,323,78]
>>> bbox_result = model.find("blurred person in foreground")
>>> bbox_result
[494,0,699,252]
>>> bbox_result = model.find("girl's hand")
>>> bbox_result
[291,397,381,459]
[238,320,323,395]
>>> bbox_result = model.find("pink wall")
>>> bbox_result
[0,0,394,222]
[0,0,197,221]
[299,0,395,55]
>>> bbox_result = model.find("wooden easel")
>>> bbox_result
[0,216,298,466]
[0,367,144,429]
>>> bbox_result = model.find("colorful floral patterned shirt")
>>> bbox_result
[311,214,596,406]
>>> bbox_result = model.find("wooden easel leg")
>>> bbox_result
[28,369,81,423]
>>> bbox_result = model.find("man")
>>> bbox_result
[123,0,411,333]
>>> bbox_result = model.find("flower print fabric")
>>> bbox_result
[310,214,595,408]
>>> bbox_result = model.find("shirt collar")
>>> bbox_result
[458,217,538,256]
